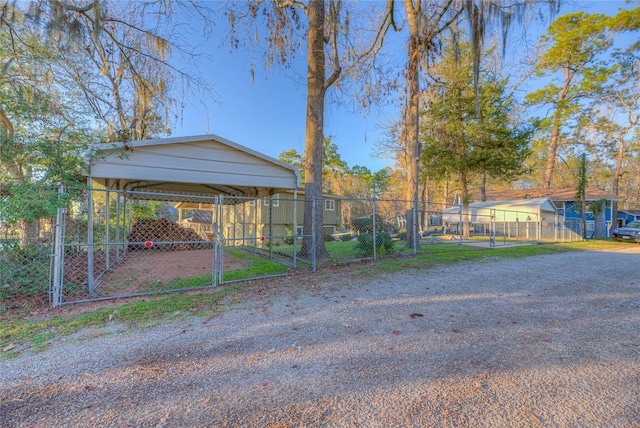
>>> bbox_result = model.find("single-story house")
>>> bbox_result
[617,209,640,227]
[174,189,342,245]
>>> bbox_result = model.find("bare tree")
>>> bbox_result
[41,0,215,141]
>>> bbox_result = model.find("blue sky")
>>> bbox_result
[171,0,632,172]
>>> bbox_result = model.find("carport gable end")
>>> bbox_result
[83,134,301,198]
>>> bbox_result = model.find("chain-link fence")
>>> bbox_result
[322,198,417,262]
[1,186,592,308]
[0,217,55,311]
[47,188,315,306]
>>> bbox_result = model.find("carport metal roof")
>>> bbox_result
[84,134,301,200]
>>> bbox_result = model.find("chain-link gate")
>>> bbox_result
[50,187,223,305]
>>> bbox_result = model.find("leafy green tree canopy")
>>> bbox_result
[420,41,531,204]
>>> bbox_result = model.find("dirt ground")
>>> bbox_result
[64,248,250,286]
[1,246,640,427]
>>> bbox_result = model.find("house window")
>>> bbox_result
[263,194,280,207]
[296,226,303,236]
[323,226,337,236]
[325,199,335,211]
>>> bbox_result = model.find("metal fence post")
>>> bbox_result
[412,197,418,255]
[87,178,95,295]
[105,188,110,270]
[372,198,377,261]
[312,198,316,272]
[490,208,496,249]
[458,204,463,249]
[212,195,219,286]
[51,183,66,307]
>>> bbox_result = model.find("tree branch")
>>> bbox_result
[0,107,15,138]
[53,0,98,14]
[275,0,308,13]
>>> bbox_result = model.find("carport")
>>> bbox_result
[50,134,301,306]
[441,198,557,243]
[84,133,300,197]
[442,198,557,224]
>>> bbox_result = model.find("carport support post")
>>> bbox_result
[253,198,258,252]
[87,177,95,295]
[293,189,297,269]
[212,196,218,286]
[219,195,224,285]
[269,193,274,259]
[115,192,120,261]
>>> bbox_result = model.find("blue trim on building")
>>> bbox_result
[618,210,640,226]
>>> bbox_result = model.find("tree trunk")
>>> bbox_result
[544,65,571,191]
[420,179,427,231]
[544,112,562,191]
[610,135,626,235]
[299,1,329,260]
[19,219,39,248]
[594,201,607,238]
[404,0,421,249]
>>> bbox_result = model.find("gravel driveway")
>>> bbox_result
[2,248,640,427]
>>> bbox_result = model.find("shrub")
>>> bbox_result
[396,231,407,240]
[352,214,390,235]
[353,232,395,257]
[0,244,51,298]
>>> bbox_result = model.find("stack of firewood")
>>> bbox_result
[127,218,210,251]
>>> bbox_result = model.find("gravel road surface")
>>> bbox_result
[2,247,640,427]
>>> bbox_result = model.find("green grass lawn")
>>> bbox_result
[0,239,624,358]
